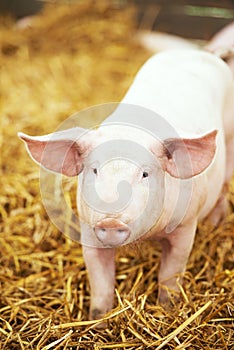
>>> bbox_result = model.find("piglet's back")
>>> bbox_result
[121,50,232,136]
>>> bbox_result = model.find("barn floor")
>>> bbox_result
[0,1,233,349]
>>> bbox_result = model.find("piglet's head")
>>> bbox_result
[18,127,217,247]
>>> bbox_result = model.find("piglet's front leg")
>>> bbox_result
[82,246,116,321]
[157,221,197,304]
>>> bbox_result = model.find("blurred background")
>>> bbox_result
[1,0,234,37]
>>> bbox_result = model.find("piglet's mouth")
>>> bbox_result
[94,218,130,247]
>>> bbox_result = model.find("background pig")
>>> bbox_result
[19,39,234,321]
[206,22,234,80]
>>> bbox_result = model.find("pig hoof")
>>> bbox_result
[158,289,181,309]
[90,308,103,320]
[89,308,108,328]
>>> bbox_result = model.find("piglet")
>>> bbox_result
[206,21,234,74]
[19,41,234,322]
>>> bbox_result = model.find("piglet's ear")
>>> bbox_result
[162,130,218,179]
[18,127,94,177]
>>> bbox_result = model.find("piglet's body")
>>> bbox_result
[19,48,234,321]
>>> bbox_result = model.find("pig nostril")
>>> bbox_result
[94,221,130,246]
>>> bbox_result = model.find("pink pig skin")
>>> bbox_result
[19,27,234,323]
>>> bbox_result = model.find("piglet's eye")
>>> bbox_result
[142,171,149,178]
[93,168,98,175]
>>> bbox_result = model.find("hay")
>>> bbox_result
[0,1,233,349]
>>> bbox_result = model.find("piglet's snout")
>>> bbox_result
[94,219,130,247]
